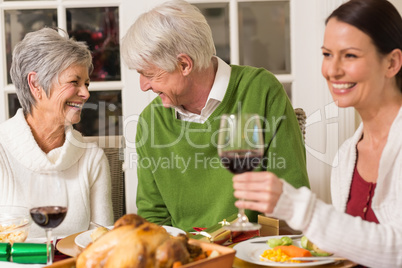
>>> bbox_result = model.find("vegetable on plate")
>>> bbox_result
[300,236,333,256]
[266,236,293,248]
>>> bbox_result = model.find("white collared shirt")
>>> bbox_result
[175,57,231,123]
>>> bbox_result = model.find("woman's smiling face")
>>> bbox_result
[321,18,390,109]
[40,64,90,125]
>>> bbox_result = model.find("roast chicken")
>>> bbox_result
[76,214,202,268]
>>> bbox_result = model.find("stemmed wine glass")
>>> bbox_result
[29,174,68,265]
[218,113,264,231]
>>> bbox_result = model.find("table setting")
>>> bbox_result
[0,205,54,268]
[54,216,358,268]
[0,173,69,268]
[0,114,358,267]
[1,205,358,268]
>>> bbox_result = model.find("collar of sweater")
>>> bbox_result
[0,109,85,172]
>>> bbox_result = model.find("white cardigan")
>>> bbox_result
[0,109,113,238]
[270,107,402,267]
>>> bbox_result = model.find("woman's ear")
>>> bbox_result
[386,48,402,78]
[177,53,193,76]
[27,72,42,100]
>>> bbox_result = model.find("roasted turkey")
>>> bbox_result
[76,214,202,268]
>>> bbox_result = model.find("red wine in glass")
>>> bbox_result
[220,149,263,174]
[29,175,68,265]
[218,113,264,231]
[30,206,67,229]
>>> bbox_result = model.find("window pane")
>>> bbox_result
[67,7,121,81]
[7,91,122,137]
[74,90,123,136]
[283,82,292,101]
[194,3,230,64]
[4,9,57,84]
[239,1,290,74]
[7,93,20,118]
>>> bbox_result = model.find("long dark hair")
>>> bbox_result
[326,0,402,92]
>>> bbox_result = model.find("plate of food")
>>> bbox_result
[233,235,336,267]
[74,225,186,249]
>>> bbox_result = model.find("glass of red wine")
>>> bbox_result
[29,174,68,265]
[218,113,264,231]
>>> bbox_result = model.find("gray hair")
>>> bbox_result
[121,0,216,72]
[10,27,93,115]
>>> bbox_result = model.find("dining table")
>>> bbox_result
[50,229,358,268]
[0,222,359,268]
[53,232,357,268]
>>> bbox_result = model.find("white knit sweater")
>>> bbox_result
[270,107,402,267]
[0,109,113,238]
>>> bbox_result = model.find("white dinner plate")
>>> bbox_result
[233,235,335,267]
[74,225,186,249]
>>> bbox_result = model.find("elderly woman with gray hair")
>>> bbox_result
[0,27,113,238]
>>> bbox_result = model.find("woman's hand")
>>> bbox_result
[233,172,283,214]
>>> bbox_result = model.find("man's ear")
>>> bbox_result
[386,48,402,79]
[27,72,42,100]
[177,53,193,76]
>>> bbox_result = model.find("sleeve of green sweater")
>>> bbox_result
[261,80,310,189]
[231,65,309,189]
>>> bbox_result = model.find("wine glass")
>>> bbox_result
[218,113,264,231]
[29,174,68,265]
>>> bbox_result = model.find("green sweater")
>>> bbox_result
[135,65,310,232]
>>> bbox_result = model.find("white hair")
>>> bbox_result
[10,27,93,115]
[121,0,216,72]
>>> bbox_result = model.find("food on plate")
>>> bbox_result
[90,226,109,242]
[267,236,293,247]
[311,243,333,256]
[76,214,220,268]
[274,245,312,258]
[261,245,312,263]
[0,221,30,243]
[300,235,333,256]
[77,224,137,267]
[113,213,147,229]
[155,235,190,267]
[300,235,311,250]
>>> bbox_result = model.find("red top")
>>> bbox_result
[346,166,379,223]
